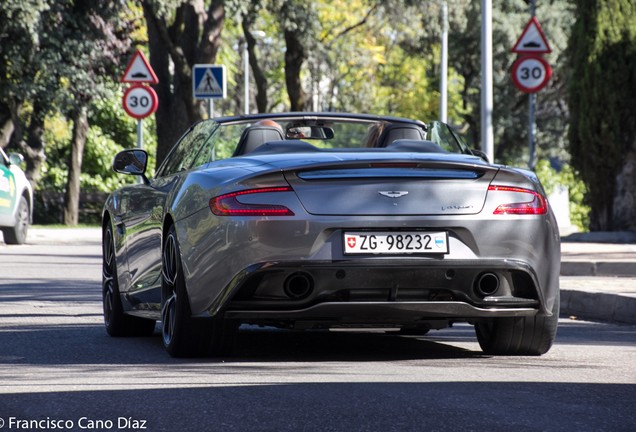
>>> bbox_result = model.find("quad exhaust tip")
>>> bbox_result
[284,272,314,299]
[475,272,500,297]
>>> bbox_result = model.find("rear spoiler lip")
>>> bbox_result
[297,167,484,180]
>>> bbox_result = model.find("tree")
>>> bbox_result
[401,0,573,163]
[242,1,269,113]
[45,1,135,225]
[569,0,636,231]
[1,0,135,228]
[143,0,225,168]
[0,0,56,184]
[271,0,320,111]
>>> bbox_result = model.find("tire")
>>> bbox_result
[475,293,559,356]
[102,222,156,337]
[161,225,238,358]
[2,195,29,244]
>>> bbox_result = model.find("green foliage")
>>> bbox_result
[535,159,590,232]
[39,92,157,194]
[439,0,574,162]
[568,0,636,230]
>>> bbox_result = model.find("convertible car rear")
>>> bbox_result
[102,113,560,358]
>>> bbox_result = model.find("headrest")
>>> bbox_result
[377,124,425,147]
[235,126,285,155]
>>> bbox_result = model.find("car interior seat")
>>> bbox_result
[233,125,285,156]
[376,124,425,148]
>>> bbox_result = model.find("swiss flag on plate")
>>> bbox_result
[347,237,356,248]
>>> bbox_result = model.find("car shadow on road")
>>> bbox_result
[0,321,488,366]
[228,325,486,362]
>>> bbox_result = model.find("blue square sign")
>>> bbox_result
[193,65,227,99]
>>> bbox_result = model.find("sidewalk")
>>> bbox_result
[560,233,636,325]
[26,227,102,244]
[6,228,636,326]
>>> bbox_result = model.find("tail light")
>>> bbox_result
[210,187,295,216]
[488,185,548,215]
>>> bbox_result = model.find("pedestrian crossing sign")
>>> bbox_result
[193,65,227,99]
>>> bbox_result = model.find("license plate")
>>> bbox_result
[343,231,448,254]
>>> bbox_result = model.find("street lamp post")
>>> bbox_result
[244,30,266,115]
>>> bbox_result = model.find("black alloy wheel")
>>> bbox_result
[102,222,156,337]
[161,224,238,358]
[161,231,179,348]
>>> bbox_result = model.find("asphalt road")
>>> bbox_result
[0,241,635,431]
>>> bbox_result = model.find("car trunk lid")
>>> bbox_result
[284,160,498,216]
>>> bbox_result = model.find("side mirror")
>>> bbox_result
[113,149,149,184]
[471,149,491,164]
[8,153,24,166]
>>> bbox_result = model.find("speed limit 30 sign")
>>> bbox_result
[123,85,159,119]
[511,55,552,93]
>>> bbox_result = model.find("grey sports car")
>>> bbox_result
[102,113,560,358]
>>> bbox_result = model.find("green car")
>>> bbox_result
[0,148,32,244]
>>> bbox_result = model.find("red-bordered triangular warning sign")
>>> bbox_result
[121,49,159,84]
[511,17,552,54]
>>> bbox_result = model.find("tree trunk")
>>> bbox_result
[63,108,88,226]
[22,97,47,188]
[243,14,268,113]
[284,29,309,112]
[143,0,225,169]
[0,101,14,149]
[7,95,24,149]
[197,0,225,64]
[145,4,191,169]
[144,2,200,126]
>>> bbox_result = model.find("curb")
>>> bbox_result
[560,289,636,325]
[561,261,636,277]
[562,231,636,244]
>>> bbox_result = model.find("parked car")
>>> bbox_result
[0,148,32,244]
[102,113,560,357]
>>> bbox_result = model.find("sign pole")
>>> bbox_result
[244,42,249,115]
[137,119,143,150]
[481,0,494,163]
[136,119,144,184]
[208,99,214,119]
[439,1,448,123]
[528,0,537,170]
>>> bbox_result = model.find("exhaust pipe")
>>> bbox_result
[475,272,500,297]
[284,272,313,299]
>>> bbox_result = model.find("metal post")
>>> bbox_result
[211,99,218,161]
[528,0,537,170]
[440,1,448,123]
[481,0,494,162]
[529,93,536,170]
[136,119,143,149]
[136,119,143,184]
[244,41,249,115]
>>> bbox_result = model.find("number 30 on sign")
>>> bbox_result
[511,55,552,93]
[123,85,159,119]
